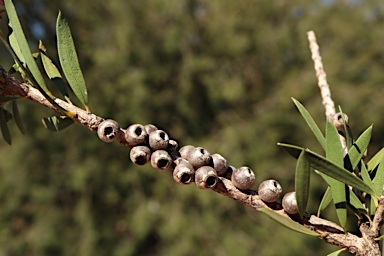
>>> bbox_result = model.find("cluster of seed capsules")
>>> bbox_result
[97,119,299,215]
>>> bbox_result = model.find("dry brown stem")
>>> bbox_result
[0,29,383,255]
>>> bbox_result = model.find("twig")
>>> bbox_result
[307,30,336,120]
[0,65,381,255]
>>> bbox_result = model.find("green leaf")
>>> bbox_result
[56,11,89,110]
[292,98,326,151]
[12,100,25,134]
[345,125,372,172]
[0,96,19,103]
[4,0,50,94]
[258,208,320,236]
[278,143,377,197]
[42,116,74,132]
[326,121,344,166]
[317,187,332,216]
[39,40,71,102]
[0,108,11,144]
[295,150,311,219]
[367,147,384,171]
[325,121,347,228]
[372,158,384,196]
[327,248,346,256]
[348,190,367,213]
[338,107,353,149]
[360,160,374,190]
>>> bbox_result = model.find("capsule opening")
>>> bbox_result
[157,158,169,169]
[205,176,217,187]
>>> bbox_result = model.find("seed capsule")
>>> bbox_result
[144,124,158,135]
[187,147,212,169]
[173,158,195,185]
[149,130,169,150]
[282,192,298,215]
[258,179,282,203]
[97,119,122,143]
[331,112,349,131]
[211,153,228,176]
[167,139,178,152]
[130,146,151,166]
[151,150,173,170]
[195,166,218,189]
[224,165,236,180]
[179,145,195,160]
[125,124,148,147]
[231,166,255,190]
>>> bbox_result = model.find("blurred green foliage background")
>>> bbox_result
[1,0,384,255]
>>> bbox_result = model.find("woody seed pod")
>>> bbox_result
[130,146,152,166]
[167,139,178,152]
[173,158,195,185]
[258,179,282,203]
[331,112,349,132]
[179,145,195,160]
[282,192,298,215]
[211,153,228,175]
[125,124,148,147]
[151,150,173,170]
[195,166,218,189]
[224,165,236,180]
[187,147,212,169]
[97,119,122,143]
[144,124,158,135]
[149,130,169,150]
[231,166,255,190]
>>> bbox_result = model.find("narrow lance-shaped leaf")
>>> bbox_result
[4,0,51,94]
[12,100,25,134]
[345,125,372,172]
[324,121,347,228]
[292,98,326,151]
[0,33,70,117]
[295,150,310,219]
[0,107,11,144]
[278,143,377,197]
[257,208,321,237]
[56,11,89,111]
[317,186,332,216]
[338,107,353,150]
[39,40,71,103]
[42,116,74,132]
[327,248,347,256]
[367,147,384,172]
[372,158,384,196]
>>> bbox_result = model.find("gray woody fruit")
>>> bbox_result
[258,179,282,203]
[282,191,298,215]
[224,165,236,180]
[187,147,212,169]
[211,153,228,175]
[125,124,148,147]
[149,130,169,150]
[331,112,349,132]
[130,146,151,166]
[167,139,178,152]
[97,119,122,143]
[231,166,255,190]
[173,158,195,185]
[151,150,173,170]
[179,145,195,159]
[195,166,218,189]
[144,124,158,135]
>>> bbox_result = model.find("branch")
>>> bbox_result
[0,65,376,254]
[307,30,336,120]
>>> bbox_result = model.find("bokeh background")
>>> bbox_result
[1,0,384,255]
